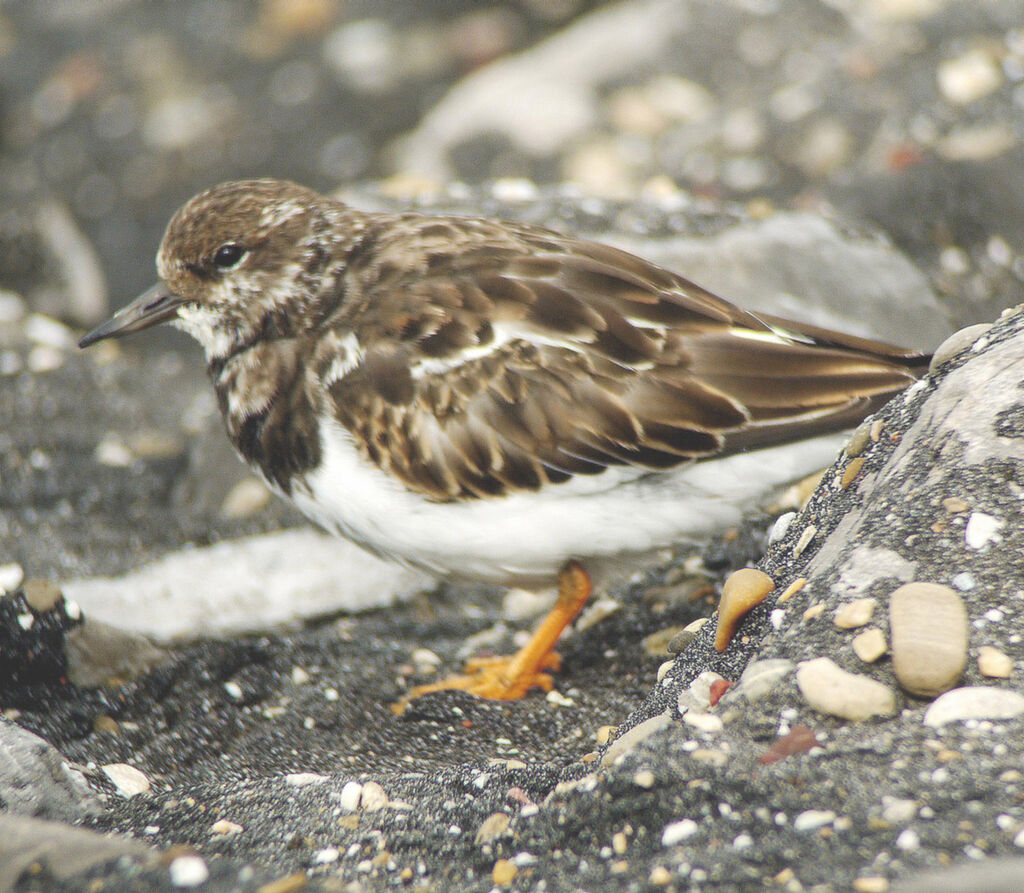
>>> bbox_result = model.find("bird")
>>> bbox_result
[79,178,929,708]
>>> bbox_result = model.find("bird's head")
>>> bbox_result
[79,179,342,360]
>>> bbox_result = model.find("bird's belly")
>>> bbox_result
[288,417,847,587]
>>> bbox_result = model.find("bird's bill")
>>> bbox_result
[78,283,185,348]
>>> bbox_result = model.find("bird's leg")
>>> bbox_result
[391,560,592,714]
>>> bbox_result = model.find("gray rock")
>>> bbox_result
[0,814,150,892]
[0,720,100,821]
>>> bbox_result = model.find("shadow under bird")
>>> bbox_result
[80,179,929,707]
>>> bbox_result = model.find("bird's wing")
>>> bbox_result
[318,215,926,501]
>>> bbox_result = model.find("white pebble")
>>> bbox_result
[169,855,209,888]
[101,763,151,797]
[951,572,976,591]
[285,772,328,787]
[360,781,388,811]
[924,686,1024,727]
[793,809,835,832]
[223,681,243,700]
[938,49,1003,104]
[682,712,724,734]
[768,512,795,544]
[895,828,920,851]
[339,780,363,811]
[313,847,339,864]
[0,563,25,594]
[965,512,1003,550]
[662,818,699,846]
[209,819,243,836]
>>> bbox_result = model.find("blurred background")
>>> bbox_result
[1,0,1022,328]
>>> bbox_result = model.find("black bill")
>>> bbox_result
[78,283,185,348]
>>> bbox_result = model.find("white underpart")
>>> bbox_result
[290,416,847,587]
[173,301,237,360]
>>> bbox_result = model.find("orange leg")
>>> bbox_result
[391,561,592,714]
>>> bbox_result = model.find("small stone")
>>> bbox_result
[169,855,209,888]
[852,878,889,893]
[852,628,887,663]
[889,583,968,697]
[797,657,898,721]
[339,780,363,811]
[633,769,655,788]
[257,875,308,893]
[777,577,807,603]
[22,579,63,612]
[595,725,616,744]
[714,568,775,652]
[284,772,328,787]
[101,763,151,797]
[895,828,920,851]
[924,686,1024,727]
[845,422,872,458]
[475,812,511,844]
[792,525,817,557]
[736,659,794,701]
[290,666,310,685]
[834,598,876,629]
[661,818,699,846]
[929,325,992,372]
[938,49,1003,105]
[220,478,271,518]
[942,496,971,514]
[965,512,1003,550]
[93,432,135,467]
[768,511,796,544]
[803,603,825,621]
[690,748,728,767]
[682,712,724,734]
[210,819,243,836]
[978,646,1013,678]
[360,781,388,811]
[601,712,670,767]
[840,457,866,490]
[643,625,685,656]
[0,563,25,594]
[492,858,517,886]
[312,847,339,864]
[649,865,672,886]
[612,831,628,854]
[666,617,708,653]
[656,660,674,683]
[794,809,835,832]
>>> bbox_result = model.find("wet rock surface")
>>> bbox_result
[2,2,1024,892]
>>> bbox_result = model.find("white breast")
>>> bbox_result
[287,416,846,587]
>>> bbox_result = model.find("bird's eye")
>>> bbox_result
[212,243,246,269]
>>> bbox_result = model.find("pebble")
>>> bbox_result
[889,583,968,697]
[852,628,887,663]
[929,324,992,372]
[601,712,671,767]
[852,877,890,893]
[978,646,1013,678]
[360,781,388,811]
[965,512,1003,550]
[793,809,835,832]
[661,818,699,846]
[796,657,897,721]
[210,819,243,836]
[22,579,63,612]
[924,686,1024,728]
[682,712,724,734]
[220,478,271,518]
[649,865,672,886]
[881,797,918,824]
[938,49,1003,105]
[714,568,775,652]
[475,812,511,844]
[492,859,517,886]
[777,577,807,603]
[633,769,656,788]
[834,598,876,629]
[735,659,794,701]
[895,828,920,851]
[840,457,866,490]
[768,511,796,544]
[666,617,708,653]
[339,780,363,811]
[792,525,817,557]
[284,772,328,787]
[845,422,872,458]
[0,563,25,594]
[101,762,151,797]
[169,855,209,888]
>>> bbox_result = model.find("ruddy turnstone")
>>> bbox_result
[80,179,928,706]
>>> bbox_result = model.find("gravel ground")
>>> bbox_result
[2,2,1024,892]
